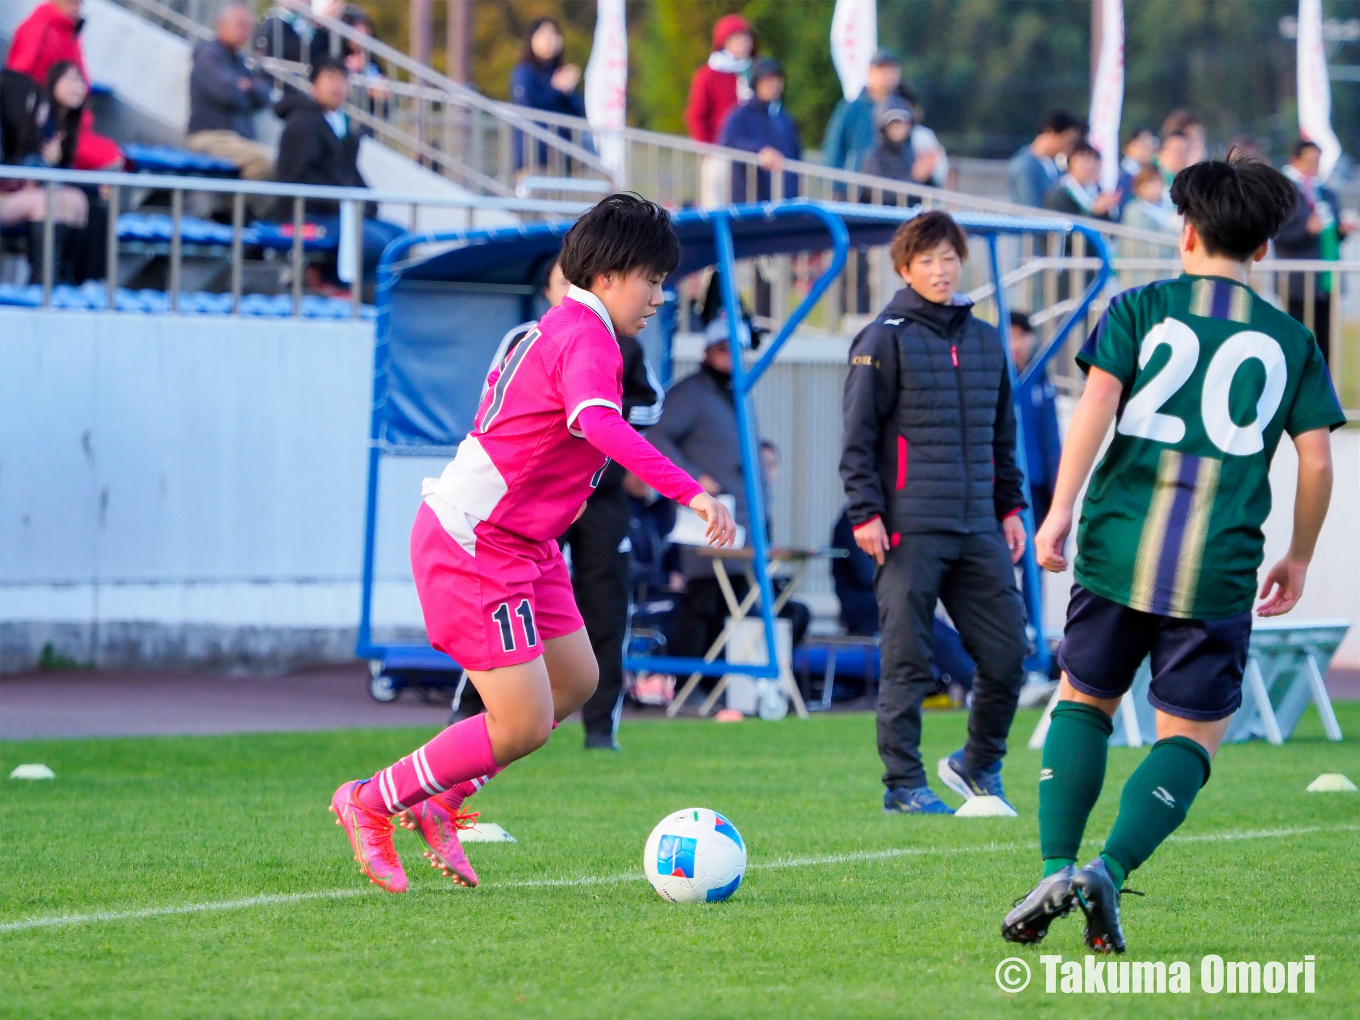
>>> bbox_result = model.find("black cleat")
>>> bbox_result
[1070,858,1129,954]
[1002,865,1076,944]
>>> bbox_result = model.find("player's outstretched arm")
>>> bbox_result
[687,491,738,548]
[1035,367,1124,572]
[573,404,736,547]
[1258,427,1334,617]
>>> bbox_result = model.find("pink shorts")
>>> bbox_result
[410,501,583,671]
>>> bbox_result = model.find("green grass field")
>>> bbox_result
[3,706,1359,1019]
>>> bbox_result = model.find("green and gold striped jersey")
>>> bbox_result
[1074,275,1345,620]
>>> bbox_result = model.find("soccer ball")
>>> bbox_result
[643,807,747,903]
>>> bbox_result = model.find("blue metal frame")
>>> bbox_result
[356,205,1112,686]
[356,230,460,667]
[986,226,1112,675]
[623,202,850,680]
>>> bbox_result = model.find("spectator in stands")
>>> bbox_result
[339,6,390,116]
[1150,130,1190,222]
[1112,126,1156,218]
[1277,139,1349,366]
[685,14,755,147]
[1120,127,1156,178]
[1162,108,1206,165]
[1120,165,1176,235]
[902,90,950,190]
[5,0,123,170]
[308,0,351,67]
[840,211,1028,814]
[686,13,755,208]
[1007,311,1061,527]
[1042,140,1119,219]
[272,58,402,284]
[254,1,364,90]
[1154,131,1189,189]
[186,4,274,182]
[859,97,939,198]
[0,61,90,284]
[1006,109,1085,208]
[509,17,584,174]
[718,59,801,203]
[822,49,906,175]
[650,309,808,665]
[254,4,309,67]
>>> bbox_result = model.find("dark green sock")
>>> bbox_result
[1101,736,1212,890]
[1039,702,1114,876]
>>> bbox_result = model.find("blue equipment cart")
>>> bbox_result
[357,201,1111,702]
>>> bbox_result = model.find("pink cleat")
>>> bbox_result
[330,780,408,894]
[397,793,479,887]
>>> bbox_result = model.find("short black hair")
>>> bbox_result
[558,193,680,288]
[890,210,968,270]
[1069,140,1099,161]
[1039,109,1086,136]
[1169,150,1299,261]
[1293,138,1322,159]
[1009,310,1033,333]
[310,56,347,82]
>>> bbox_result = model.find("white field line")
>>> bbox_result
[3,822,1355,934]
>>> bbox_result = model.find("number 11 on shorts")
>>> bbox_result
[492,600,538,652]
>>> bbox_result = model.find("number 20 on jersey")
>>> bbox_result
[1117,318,1288,457]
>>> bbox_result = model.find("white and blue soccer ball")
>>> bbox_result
[643,807,746,903]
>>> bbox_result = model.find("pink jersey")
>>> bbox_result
[421,287,632,542]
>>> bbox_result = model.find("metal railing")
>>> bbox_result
[0,164,588,316]
[4,162,1352,411]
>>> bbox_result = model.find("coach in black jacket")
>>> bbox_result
[840,211,1028,813]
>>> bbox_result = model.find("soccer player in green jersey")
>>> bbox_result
[1001,152,1347,953]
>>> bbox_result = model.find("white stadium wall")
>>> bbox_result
[0,308,433,671]
[1,309,1356,671]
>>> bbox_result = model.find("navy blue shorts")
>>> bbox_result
[1057,585,1250,722]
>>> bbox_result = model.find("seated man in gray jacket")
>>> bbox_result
[186,3,274,180]
[840,210,1029,815]
[649,309,808,667]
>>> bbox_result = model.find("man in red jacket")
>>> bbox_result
[685,13,754,207]
[684,14,755,145]
[6,0,124,170]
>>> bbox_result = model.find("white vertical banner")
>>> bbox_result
[1089,0,1124,192]
[830,0,877,102]
[584,0,628,181]
[1297,0,1343,179]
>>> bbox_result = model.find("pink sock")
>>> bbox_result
[357,714,498,815]
[446,767,503,810]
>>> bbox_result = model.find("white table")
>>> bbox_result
[666,546,846,719]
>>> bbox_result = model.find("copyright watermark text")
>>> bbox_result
[994,954,1316,995]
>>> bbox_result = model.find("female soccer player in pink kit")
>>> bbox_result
[330,195,736,893]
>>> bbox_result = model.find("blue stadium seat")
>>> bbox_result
[0,282,374,318]
[246,220,341,252]
[4,213,342,252]
[113,213,337,252]
[123,144,240,178]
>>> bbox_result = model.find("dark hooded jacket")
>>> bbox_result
[859,99,916,184]
[840,286,1026,536]
[272,91,369,217]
